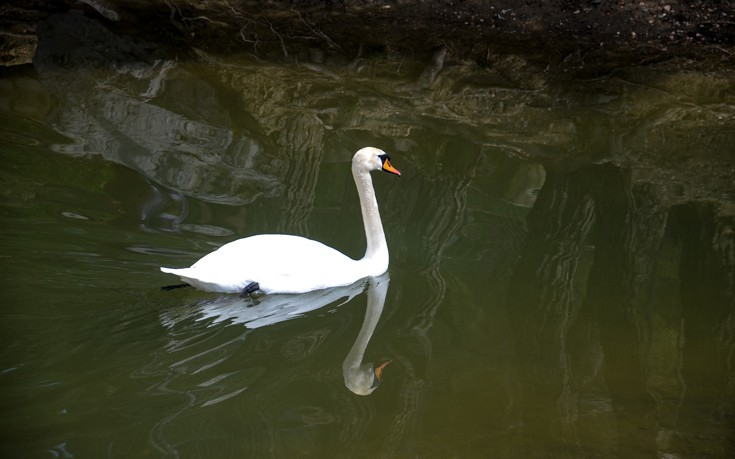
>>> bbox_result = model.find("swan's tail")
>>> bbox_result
[160,283,191,291]
[160,267,192,291]
[160,267,196,286]
[160,266,237,293]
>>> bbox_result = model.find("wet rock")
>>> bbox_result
[2,0,734,74]
[0,0,61,66]
[2,0,732,208]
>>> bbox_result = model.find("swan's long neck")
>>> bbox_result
[353,166,388,267]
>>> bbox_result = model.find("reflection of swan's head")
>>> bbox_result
[344,360,391,396]
[353,147,401,176]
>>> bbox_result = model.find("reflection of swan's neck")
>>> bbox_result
[343,277,389,395]
[344,291,383,369]
[353,166,388,269]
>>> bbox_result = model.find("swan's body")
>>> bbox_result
[160,147,400,294]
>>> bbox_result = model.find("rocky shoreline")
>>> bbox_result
[2,1,735,75]
[1,1,733,206]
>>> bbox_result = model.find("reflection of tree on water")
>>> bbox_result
[274,113,325,235]
[673,203,734,455]
[507,163,734,456]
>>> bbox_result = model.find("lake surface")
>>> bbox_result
[1,19,734,458]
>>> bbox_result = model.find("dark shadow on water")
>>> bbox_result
[507,163,734,457]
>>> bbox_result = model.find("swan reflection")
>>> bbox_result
[342,275,390,395]
[160,273,390,395]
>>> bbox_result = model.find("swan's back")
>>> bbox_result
[161,234,364,294]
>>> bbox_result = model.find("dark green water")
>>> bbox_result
[1,47,734,458]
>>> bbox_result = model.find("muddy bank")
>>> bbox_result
[2,1,735,74]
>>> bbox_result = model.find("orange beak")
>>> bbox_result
[382,159,401,176]
[374,360,392,381]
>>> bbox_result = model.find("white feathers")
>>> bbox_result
[160,147,399,294]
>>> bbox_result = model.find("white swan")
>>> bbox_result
[160,147,401,294]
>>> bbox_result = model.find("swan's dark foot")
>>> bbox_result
[161,283,191,291]
[240,282,260,297]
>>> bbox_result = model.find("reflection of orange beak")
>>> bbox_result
[374,360,392,381]
[382,159,401,176]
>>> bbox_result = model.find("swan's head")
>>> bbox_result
[352,147,401,176]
